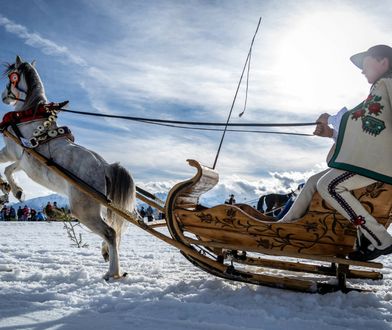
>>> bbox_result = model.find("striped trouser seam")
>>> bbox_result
[327,172,382,247]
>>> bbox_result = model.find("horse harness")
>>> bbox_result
[0,101,74,148]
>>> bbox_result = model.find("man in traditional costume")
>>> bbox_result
[279,45,392,261]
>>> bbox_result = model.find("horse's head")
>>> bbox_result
[2,55,47,111]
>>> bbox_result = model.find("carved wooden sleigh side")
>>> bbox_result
[165,159,392,293]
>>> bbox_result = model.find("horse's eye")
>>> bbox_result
[9,72,19,85]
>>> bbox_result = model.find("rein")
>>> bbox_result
[57,107,315,137]
[5,84,26,102]
[58,108,316,128]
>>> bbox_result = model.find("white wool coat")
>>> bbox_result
[328,72,392,184]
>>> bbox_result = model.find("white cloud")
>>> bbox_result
[0,15,86,66]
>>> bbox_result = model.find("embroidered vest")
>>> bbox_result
[328,73,392,184]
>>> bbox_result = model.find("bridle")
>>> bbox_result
[5,70,26,103]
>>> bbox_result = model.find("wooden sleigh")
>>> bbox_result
[5,128,392,293]
[164,159,392,293]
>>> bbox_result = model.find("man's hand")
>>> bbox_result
[313,123,333,138]
[316,113,330,125]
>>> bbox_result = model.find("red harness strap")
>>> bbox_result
[0,105,48,130]
[0,101,68,131]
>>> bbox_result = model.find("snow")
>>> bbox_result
[1,222,392,330]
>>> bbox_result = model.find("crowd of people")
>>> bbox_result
[138,205,165,222]
[3,199,160,222]
[0,201,68,221]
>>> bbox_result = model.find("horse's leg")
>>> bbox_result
[257,196,264,212]
[0,146,13,163]
[0,167,10,206]
[0,146,23,200]
[273,195,284,216]
[4,161,24,201]
[265,195,274,213]
[0,193,9,205]
[69,188,122,279]
[101,242,110,262]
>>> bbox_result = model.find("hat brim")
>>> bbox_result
[350,51,367,69]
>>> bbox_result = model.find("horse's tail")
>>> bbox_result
[257,195,265,212]
[106,162,136,236]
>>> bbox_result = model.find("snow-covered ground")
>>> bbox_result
[1,222,392,330]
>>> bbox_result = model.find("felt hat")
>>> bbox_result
[350,45,392,69]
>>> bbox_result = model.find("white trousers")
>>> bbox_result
[279,169,329,223]
[280,168,392,249]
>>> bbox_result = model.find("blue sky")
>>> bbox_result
[0,0,391,203]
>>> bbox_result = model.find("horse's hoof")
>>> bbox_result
[113,272,127,279]
[16,191,24,201]
[102,253,109,262]
[103,272,127,281]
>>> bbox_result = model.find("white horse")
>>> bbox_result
[1,55,135,279]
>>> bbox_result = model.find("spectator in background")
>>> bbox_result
[44,202,53,219]
[51,201,66,220]
[0,205,6,221]
[30,209,37,221]
[9,206,16,221]
[22,205,29,221]
[146,206,154,222]
[225,194,236,205]
[5,206,10,221]
[36,211,46,221]
[17,206,23,221]
[139,206,146,219]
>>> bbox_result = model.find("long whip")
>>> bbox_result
[212,17,262,169]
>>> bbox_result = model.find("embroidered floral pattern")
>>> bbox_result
[353,215,366,226]
[351,108,365,120]
[351,94,383,119]
[350,94,385,136]
[368,102,382,115]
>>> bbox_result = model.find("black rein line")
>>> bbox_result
[59,108,315,128]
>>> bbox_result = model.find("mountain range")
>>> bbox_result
[10,194,69,211]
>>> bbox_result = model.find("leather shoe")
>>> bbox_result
[348,243,392,261]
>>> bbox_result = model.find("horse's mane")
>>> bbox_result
[2,62,16,77]
[3,61,47,111]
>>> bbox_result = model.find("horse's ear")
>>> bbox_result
[15,55,23,69]
[31,60,36,67]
